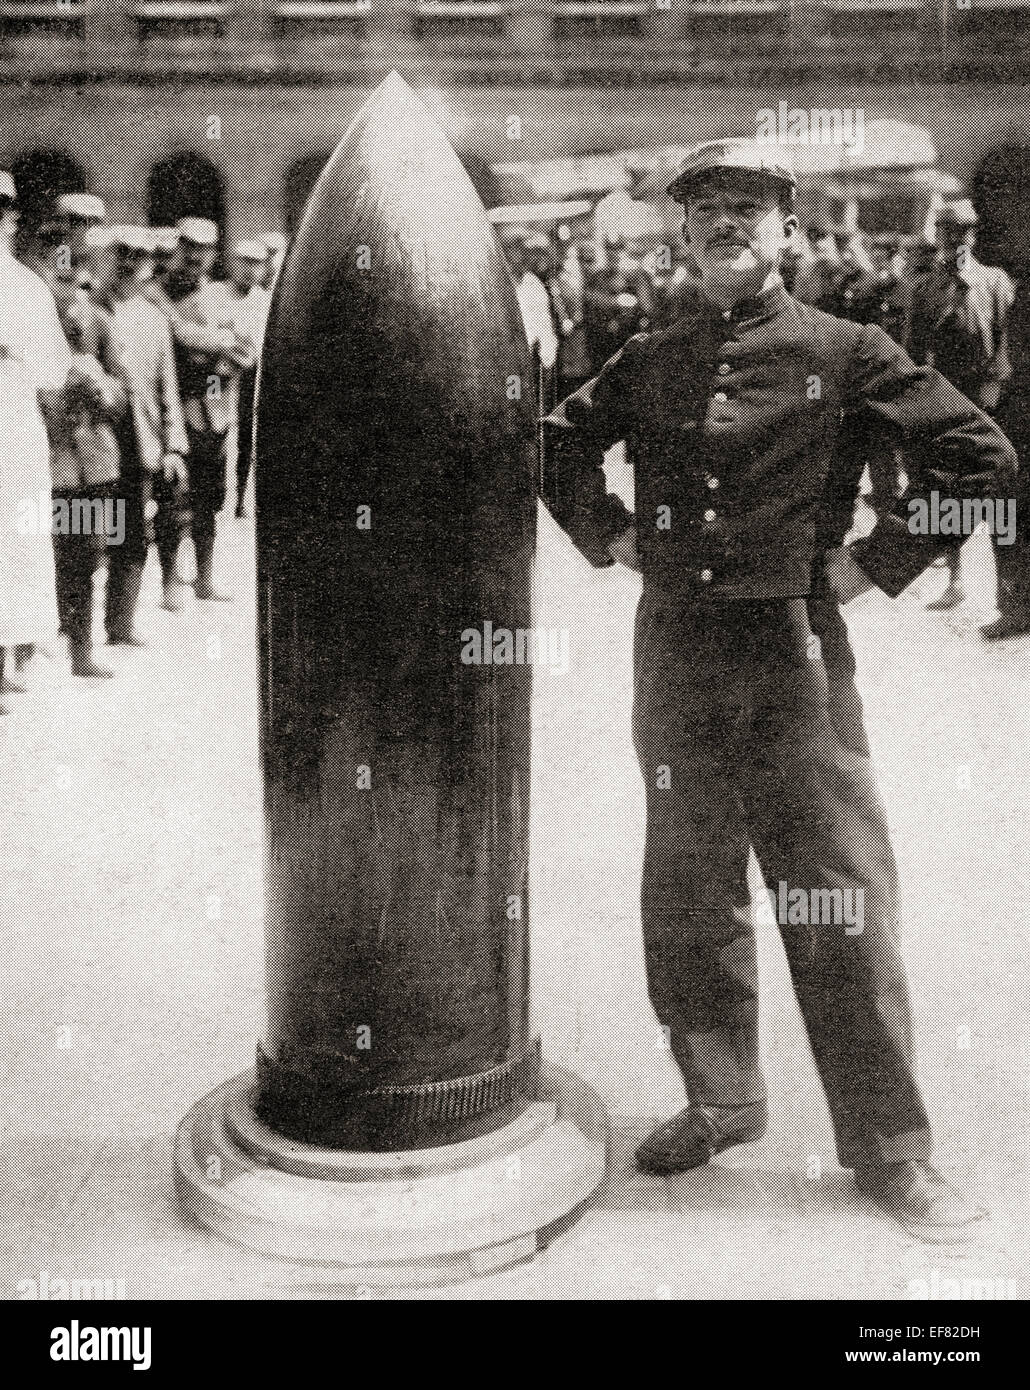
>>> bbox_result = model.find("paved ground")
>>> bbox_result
[2,460,1028,1300]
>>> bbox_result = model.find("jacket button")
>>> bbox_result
[700,569,713,583]
[712,392,728,403]
[717,363,731,375]
[707,476,720,489]
[704,509,716,521]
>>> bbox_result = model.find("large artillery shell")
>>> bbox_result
[253,74,541,1150]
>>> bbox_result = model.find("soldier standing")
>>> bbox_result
[838,234,914,516]
[908,199,1015,613]
[224,239,271,519]
[986,271,1030,638]
[541,140,1016,1238]
[149,217,255,602]
[0,172,72,709]
[94,227,190,630]
[41,223,128,676]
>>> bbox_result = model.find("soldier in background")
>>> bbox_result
[224,239,271,519]
[259,232,287,291]
[583,238,654,367]
[41,223,128,676]
[838,234,914,515]
[983,274,1030,638]
[50,193,107,308]
[792,223,843,308]
[150,227,181,289]
[94,226,190,628]
[908,199,1015,612]
[0,172,72,709]
[148,217,255,602]
[554,240,594,398]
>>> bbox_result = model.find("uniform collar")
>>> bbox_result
[702,279,790,328]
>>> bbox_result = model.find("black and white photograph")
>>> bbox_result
[1,0,1028,1339]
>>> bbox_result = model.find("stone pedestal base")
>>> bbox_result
[174,1064,608,1286]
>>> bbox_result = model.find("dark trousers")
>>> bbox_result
[632,584,932,1169]
[52,486,110,649]
[991,447,1030,620]
[236,366,257,508]
[105,468,149,642]
[186,425,229,580]
[152,470,189,585]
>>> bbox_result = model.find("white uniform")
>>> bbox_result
[0,249,71,647]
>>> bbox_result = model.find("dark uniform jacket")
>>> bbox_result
[907,257,1014,401]
[541,282,1017,602]
[843,272,912,347]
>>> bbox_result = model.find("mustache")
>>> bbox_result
[707,235,749,249]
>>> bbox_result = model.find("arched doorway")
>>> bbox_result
[8,149,89,257]
[148,152,226,233]
[283,152,330,240]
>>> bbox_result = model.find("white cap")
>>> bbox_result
[83,225,115,251]
[55,192,107,222]
[151,227,181,254]
[108,225,159,254]
[176,216,219,247]
[231,238,269,263]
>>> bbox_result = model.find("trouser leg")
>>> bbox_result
[152,473,188,587]
[991,464,1030,621]
[187,428,228,596]
[632,593,764,1108]
[105,471,147,641]
[236,368,256,509]
[60,534,96,651]
[741,596,932,1169]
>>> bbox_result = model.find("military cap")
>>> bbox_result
[176,216,219,247]
[151,226,181,255]
[936,198,978,228]
[83,224,115,251]
[108,225,158,255]
[260,231,287,257]
[230,238,269,262]
[667,139,797,203]
[55,192,107,223]
[0,169,16,203]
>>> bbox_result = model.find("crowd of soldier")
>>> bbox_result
[0,173,281,709]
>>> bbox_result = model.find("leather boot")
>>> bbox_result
[855,1161,988,1242]
[636,1102,768,1174]
[70,642,113,678]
